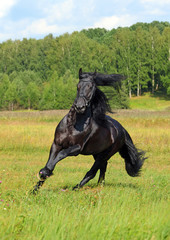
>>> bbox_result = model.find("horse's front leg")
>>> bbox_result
[40,142,81,179]
[32,142,60,193]
[33,142,81,193]
[38,142,61,180]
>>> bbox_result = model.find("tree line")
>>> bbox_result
[0,21,169,110]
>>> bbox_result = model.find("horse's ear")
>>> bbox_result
[93,69,97,79]
[79,68,82,78]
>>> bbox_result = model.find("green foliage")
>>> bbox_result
[3,81,17,110]
[0,74,10,108]
[40,71,76,110]
[26,82,41,109]
[0,21,169,110]
[81,28,108,43]
[161,61,170,95]
[101,84,129,109]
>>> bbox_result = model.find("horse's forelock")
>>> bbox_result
[79,73,95,82]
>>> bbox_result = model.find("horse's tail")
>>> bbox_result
[119,129,146,177]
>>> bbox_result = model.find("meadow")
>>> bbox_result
[0,105,170,239]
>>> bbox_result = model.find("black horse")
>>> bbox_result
[33,69,146,192]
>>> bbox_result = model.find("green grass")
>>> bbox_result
[129,93,170,111]
[0,110,170,240]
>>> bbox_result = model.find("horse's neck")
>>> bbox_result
[75,108,91,131]
[67,105,91,131]
[67,105,76,129]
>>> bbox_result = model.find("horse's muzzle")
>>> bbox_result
[75,97,87,114]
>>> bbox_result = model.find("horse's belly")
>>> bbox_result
[81,125,117,155]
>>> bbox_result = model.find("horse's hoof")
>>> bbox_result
[39,167,53,180]
[72,184,80,190]
[29,186,39,195]
[31,188,38,195]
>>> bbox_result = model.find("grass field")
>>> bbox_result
[0,108,170,240]
[129,93,170,111]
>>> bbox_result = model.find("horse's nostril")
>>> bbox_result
[76,104,84,110]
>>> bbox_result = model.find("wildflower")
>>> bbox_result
[61,189,68,192]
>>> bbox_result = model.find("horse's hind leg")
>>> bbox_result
[93,154,108,184]
[73,160,101,190]
[94,145,116,185]
[98,161,108,184]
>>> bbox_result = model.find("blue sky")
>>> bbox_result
[0,0,170,42]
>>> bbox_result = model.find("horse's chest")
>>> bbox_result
[56,128,87,149]
[74,115,90,131]
[56,130,74,148]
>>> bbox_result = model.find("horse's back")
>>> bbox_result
[106,114,126,140]
[105,115,125,133]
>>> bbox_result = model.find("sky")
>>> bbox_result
[0,0,170,42]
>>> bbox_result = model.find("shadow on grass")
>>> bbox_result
[104,182,138,189]
[40,182,139,193]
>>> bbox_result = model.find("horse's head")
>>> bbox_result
[74,68,96,114]
[74,68,125,114]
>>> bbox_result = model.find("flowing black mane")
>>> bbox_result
[83,71,125,86]
[91,87,112,125]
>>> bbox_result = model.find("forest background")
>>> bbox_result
[0,21,169,111]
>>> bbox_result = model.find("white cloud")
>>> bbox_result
[0,32,11,41]
[22,19,59,36]
[93,15,136,29]
[148,9,165,15]
[0,0,169,42]
[0,18,60,41]
[0,0,17,18]
[140,0,170,16]
[41,0,74,22]
[75,0,95,18]
[141,0,170,4]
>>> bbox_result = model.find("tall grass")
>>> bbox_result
[0,110,169,240]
